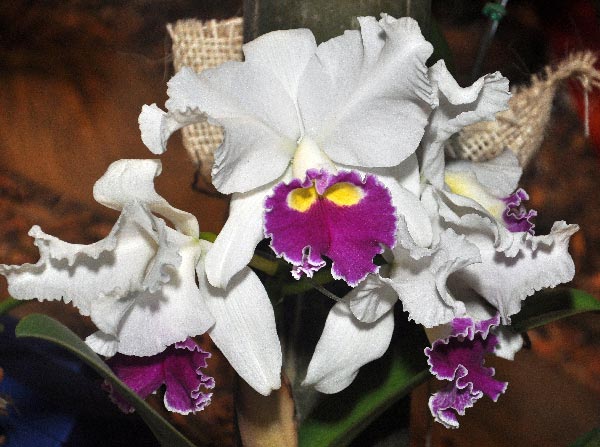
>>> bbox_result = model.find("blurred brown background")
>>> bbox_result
[0,1,599,446]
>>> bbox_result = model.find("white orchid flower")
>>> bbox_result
[139,14,437,289]
[0,159,282,396]
[304,62,577,395]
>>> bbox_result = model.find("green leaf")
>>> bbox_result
[298,319,429,447]
[0,297,26,316]
[15,314,198,447]
[571,427,600,447]
[511,288,600,332]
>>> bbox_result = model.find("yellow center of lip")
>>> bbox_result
[288,185,319,212]
[287,182,363,212]
[445,172,503,218]
[323,182,363,206]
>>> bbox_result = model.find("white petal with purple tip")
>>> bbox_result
[106,240,215,357]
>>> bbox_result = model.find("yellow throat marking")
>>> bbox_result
[444,172,504,218]
[323,182,363,206]
[444,172,470,197]
[288,182,363,212]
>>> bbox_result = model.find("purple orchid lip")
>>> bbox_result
[425,315,507,428]
[502,188,537,235]
[105,337,214,415]
[264,169,397,287]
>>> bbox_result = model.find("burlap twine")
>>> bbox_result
[168,18,600,180]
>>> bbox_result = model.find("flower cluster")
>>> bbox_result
[1,14,578,426]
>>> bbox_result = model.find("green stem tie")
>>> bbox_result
[483,2,507,22]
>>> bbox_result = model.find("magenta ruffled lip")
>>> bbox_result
[502,188,537,235]
[264,169,397,287]
[105,337,214,415]
[425,315,508,428]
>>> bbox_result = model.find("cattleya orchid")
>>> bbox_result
[0,7,587,437]
[0,159,282,398]
[303,57,578,428]
[139,11,578,427]
[139,14,436,288]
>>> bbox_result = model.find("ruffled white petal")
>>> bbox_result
[389,229,481,327]
[93,159,199,237]
[298,16,434,168]
[456,221,578,323]
[206,169,291,288]
[347,274,398,323]
[103,238,215,356]
[145,56,301,193]
[139,103,207,156]
[425,187,515,254]
[0,203,161,314]
[201,264,282,396]
[0,202,215,357]
[420,60,510,187]
[303,302,394,393]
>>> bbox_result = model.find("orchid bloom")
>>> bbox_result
[139,14,437,288]
[0,159,282,396]
[303,61,578,400]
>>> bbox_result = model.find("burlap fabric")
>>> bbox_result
[168,18,599,178]
[168,18,243,181]
[446,51,600,167]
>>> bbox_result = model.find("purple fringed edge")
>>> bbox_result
[104,337,215,415]
[425,315,508,429]
[264,169,397,286]
[502,188,537,235]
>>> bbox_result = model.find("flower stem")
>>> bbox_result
[280,270,334,296]
[249,254,280,276]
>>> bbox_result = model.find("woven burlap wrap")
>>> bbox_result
[446,51,600,167]
[168,18,243,180]
[168,18,599,178]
